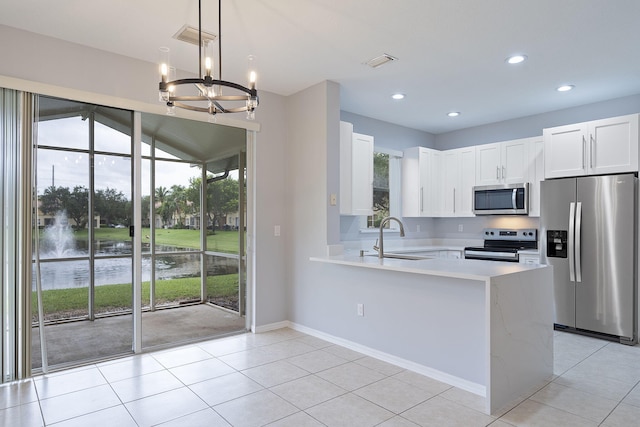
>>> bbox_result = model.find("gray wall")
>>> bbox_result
[250,90,289,327]
[341,111,436,150]
[434,94,640,150]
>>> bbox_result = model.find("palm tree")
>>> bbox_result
[155,186,173,227]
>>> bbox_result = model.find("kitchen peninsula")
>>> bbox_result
[310,254,553,415]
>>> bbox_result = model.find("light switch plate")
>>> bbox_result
[330,193,337,206]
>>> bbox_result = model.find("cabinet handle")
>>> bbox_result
[496,166,500,180]
[590,134,594,169]
[582,136,586,169]
[420,187,424,212]
[502,165,505,181]
[453,188,456,213]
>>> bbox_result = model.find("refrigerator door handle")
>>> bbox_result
[568,202,576,282]
[575,201,582,282]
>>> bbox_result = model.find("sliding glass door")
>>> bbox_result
[32,96,134,370]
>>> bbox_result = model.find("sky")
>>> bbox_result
[36,117,232,198]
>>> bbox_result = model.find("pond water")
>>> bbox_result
[35,216,238,290]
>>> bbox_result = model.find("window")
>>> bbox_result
[365,148,402,230]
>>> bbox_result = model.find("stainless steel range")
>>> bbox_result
[464,228,537,262]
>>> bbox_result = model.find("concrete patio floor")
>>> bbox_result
[31,304,246,370]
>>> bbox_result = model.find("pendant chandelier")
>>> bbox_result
[158,0,259,119]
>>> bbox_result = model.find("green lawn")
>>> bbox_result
[67,228,240,253]
[33,273,239,320]
[34,228,242,321]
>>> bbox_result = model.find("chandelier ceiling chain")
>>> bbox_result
[158,0,259,119]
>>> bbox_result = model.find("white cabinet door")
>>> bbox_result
[502,139,528,184]
[442,150,459,216]
[458,147,476,216]
[402,147,441,217]
[402,147,422,217]
[425,150,442,217]
[442,147,475,217]
[589,114,639,175]
[527,137,544,217]
[475,142,502,186]
[544,122,589,178]
[340,121,373,215]
[476,140,528,185]
[544,114,639,179]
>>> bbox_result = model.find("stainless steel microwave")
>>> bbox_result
[473,183,529,215]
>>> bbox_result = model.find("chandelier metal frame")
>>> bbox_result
[158,0,258,117]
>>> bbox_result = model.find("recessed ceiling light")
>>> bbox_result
[557,84,575,92]
[447,112,460,117]
[506,54,527,64]
[392,93,405,100]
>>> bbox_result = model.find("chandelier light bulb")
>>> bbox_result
[160,64,168,81]
[158,47,170,82]
[205,57,212,76]
[247,55,257,90]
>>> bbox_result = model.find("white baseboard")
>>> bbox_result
[288,322,485,397]
[252,320,291,334]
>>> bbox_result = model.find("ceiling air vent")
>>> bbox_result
[365,53,398,68]
[173,25,217,46]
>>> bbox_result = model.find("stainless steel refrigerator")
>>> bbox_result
[540,173,637,344]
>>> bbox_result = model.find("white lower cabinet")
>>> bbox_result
[443,250,462,259]
[519,253,540,265]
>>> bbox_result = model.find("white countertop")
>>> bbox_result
[311,254,546,281]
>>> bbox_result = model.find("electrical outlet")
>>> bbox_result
[357,303,364,316]
[274,225,281,236]
[416,224,421,232]
[458,224,463,232]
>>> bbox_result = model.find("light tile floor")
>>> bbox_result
[2,328,640,426]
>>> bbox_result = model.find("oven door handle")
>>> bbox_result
[464,250,518,261]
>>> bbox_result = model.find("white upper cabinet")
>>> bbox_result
[544,114,639,178]
[340,121,373,215]
[442,147,475,216]
[402,147,441,217]
[475,139,528,186]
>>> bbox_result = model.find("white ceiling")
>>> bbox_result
[2,0,640,134]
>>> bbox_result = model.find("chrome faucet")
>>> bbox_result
[375,216,405,258]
